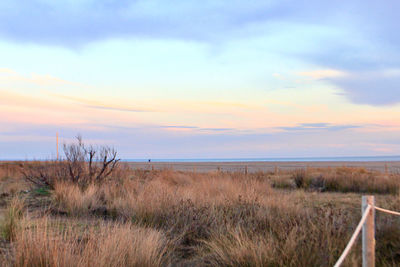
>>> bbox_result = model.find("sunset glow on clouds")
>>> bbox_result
[1,0,400,159]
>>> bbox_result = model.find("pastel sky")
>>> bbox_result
[1,0,400,159]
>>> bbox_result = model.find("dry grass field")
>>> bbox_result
[0,161,400,266]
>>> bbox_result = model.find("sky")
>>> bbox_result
[1,0,400,159]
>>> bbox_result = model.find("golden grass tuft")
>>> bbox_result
[53,182,99,216]
[199,227,275,267]
[13,218,171,267]
[0,196,25,241]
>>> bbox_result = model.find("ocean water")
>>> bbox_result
[123,155,400,162]
[3,156,400,162]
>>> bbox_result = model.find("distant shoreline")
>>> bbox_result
[122,155,400,162]
[126,160,400,173]
[2,157,400,173]
[2,155,400,163]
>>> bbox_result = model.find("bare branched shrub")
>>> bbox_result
[21,161,68,189]
[63,135,120,188]
[22,135,120,190]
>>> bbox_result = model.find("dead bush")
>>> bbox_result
[22,136,120,190]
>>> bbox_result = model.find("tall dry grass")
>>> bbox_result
[53,182,99,216]
[197,207,358,266]
[47,170,358,265]
[2,165,400,266]
[52,170,274,218]
[273,167,400,194]
[0,196,25,241]
[13,218,172,267]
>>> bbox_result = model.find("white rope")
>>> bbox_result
[374,206,400,216]
[334,204,372,267]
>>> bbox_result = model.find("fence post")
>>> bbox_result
[362,195,375,267]
[245,165,248,176]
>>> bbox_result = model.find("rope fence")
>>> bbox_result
[334,204,372,267]
[334,196,400,267]
[374,206,400,216]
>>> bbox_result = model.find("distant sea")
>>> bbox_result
[123,156,400,162]
[3,156,400,162]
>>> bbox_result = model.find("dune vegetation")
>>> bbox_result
[0,143,400,266]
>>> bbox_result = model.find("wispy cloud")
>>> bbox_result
[84,105,149,113]
[199,128,235,132]
[48,92,154,113]
[279,123,361,132]
[298,69,345,79]
[300,123,330,128]
[160,125,198,129]
[160,125,236,132]
[2,120,400,160]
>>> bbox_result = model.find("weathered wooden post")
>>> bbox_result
[362,195,375,267]
[245,165,248,176]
